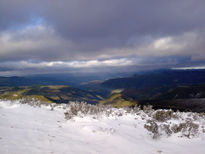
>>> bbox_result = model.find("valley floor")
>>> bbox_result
[0,100,205,154]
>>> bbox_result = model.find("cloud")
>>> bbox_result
[172,66,205,70]
[0,58,135,69]
[0,58,138,75]
[1,22,204,61]
[0,0,205,75]
[0,23,73,61]
[0,56,193,76]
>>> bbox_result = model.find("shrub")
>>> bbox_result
[153,110,177,122]
[143,105,153,114]
[161,124,172,136]
[171,121,199,138]
[144,120,159,139]
[64,111,73,120]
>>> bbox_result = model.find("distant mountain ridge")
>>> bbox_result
[0,76,35,86]
[102,69,205,89]
[0,76,70,87]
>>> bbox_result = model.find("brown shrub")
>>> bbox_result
[153,110,177,122]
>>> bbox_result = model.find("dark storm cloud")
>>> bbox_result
[0,56,192,76]
[44,0,205,38]
[0,0,205,74]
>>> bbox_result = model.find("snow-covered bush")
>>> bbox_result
[171,120,199,138]
[6,99,205,139]
[64,102,115,120]
[143,109,202,139]
[144,120,160,139]
[152,110,178,122]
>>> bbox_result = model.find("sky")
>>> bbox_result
[0,0,205,76]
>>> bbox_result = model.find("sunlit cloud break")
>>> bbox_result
[172,66,205,70]
[0,58,135,70]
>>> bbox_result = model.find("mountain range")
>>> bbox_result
[1,69,205,112]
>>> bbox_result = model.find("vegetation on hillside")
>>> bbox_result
[0,85,102,104]
[100,90,137,107]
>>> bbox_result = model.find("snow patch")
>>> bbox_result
[0,100,205,154]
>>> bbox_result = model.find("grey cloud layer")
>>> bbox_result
[0,0,205,74]
[2,0,205,36]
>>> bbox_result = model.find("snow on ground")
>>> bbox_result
[0,100,205,154]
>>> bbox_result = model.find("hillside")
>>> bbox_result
[0,86,102,104]
[120,85,205,112]
[102,70,205,89]
[99,70,205,111]
[99,89,137,107]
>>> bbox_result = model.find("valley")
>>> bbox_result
[1,70,205,112]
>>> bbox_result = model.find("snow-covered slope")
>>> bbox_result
[0,100,205,154]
